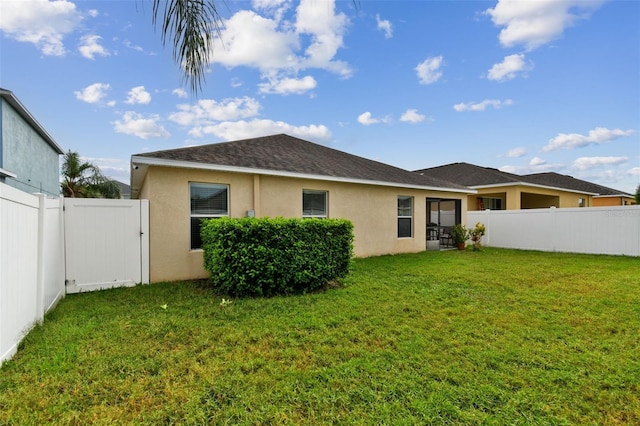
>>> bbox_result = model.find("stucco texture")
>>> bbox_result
[140,166,468,282]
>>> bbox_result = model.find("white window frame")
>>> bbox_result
[303,189,328,218]
[397,195,413,238]
[190,182,229,250]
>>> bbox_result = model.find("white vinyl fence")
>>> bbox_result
[1,184,65,364]
[468,206,640,256]
[1,182,149,365]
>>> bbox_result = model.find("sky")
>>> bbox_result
[1,0,639,194]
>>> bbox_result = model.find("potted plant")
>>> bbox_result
[469,222,486,251]
[451,223,469,250]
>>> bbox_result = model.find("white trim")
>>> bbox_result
[593,194,633,198]
[0,167,17,179]
[471,181,599,196]
[131,156,476,196]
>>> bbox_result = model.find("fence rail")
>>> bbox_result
[468,206,640,256]
[1,182,149,365]
[1,184,65,364]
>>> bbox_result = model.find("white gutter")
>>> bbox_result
[471,181,599,196]
[130,155,476,197]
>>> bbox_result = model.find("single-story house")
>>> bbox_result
[131,134,475,282]
[0,88,63,196]
[415,162,635,210]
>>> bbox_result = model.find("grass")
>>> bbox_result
[1,248,638,425]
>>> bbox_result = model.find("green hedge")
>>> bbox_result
[201,217,354,297]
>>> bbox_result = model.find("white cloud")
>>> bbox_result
[78,34,109,59]
[415,56,443,85]
[543,127,636,152]
[0,0,82,56]
[258,75,317,95]
[74,82,111,104]
[112,111,170,139]
[169,97,261,126]
[357,112,392,126]
[629,167,640,177]
[294,0,350,76]
[453,99,513,112]
[125,86,152,105]
[485,0,605,51]
[376,14,393,39]
[357,112,378,126]
[499,157,563,174]
[211,10,298,70]
[400,109,426,124]
[500,147,527,158]
[572,156,629,171]
[172,88,188,98]
[487,54,528,81]
[188,119,331,143]
[209,0,351,94]
[211,1,350,77]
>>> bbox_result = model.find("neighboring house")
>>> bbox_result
[522,172,635,207]
[131,134,475,282]
[415,162,635,210]
[0,88,63,196]
[112,180,131,199]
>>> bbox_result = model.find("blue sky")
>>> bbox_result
[1,0,638,193]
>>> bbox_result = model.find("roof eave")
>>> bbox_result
[0,167,17,179]
[130,156,476,196]
[593,194,633,198]
[0,88,64,155]
[471,181,599,196]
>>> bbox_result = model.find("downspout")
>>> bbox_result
[253,174,261,217]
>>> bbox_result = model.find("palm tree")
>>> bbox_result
[61,150,121,199]
[152,0,223,95]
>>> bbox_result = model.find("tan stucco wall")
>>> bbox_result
[469,185,593,210]
[139,166,468,282]
[592,196,635,207]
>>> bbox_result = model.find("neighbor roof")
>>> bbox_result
[522,172,632,197]
[415,162,630,196]
[414,162,523,187]
[0,88,64,155]
[131,134,473,198]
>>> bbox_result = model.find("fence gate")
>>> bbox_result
[64,198,149,293]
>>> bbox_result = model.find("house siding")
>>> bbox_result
[0,98,60,196]
[469,185,592,210]
[141,166,467,282]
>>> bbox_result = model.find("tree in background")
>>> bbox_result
[152,0,222,95]
[635,184,640,205]
[61,150,120,199]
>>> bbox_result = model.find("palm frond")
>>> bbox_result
[153,0,223,94]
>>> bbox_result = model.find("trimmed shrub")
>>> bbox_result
[201,217,354,297]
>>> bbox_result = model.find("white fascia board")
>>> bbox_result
[131,156,476,194]
[593,194,632,198]
[0,167,17,178]
[471,181,599,196]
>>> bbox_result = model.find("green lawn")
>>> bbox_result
[1,248,638,425]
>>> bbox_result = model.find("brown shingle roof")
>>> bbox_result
[522,172,632,196]
[133,134,470,191]
[414,162,523,186]
[415,162,632,196]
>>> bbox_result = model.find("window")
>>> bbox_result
[481,197,504,210]
[578,198,585,208]
[397,196,413,238]
[303,190,327,218]
[190,182,228,249]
